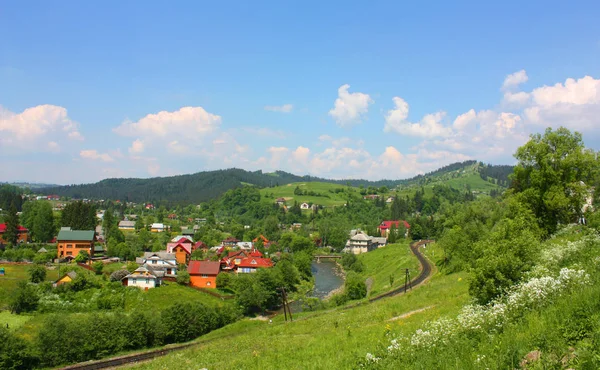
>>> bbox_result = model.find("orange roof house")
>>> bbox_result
[252,235,269,244]
[188,260,221,289]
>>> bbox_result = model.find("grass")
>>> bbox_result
[0,310,32,331]
[128,242,471,370]
[124,282,230,312]
[0,263,56,309]
[357,240,421,297]
[260,182,353,207]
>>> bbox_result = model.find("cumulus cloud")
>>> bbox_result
[242,127,286,139]
[264,104,293,113]
[384,97,452,138]
[328,84,373,126]
[502,69,528,90]
[129,139,144,154]
[114,106,221,138]
[80,149,114,162]
[0,104,84,148]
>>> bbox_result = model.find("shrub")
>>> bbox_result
[28,264,47,283]
[0,325,38,369]
[345,272,367,300]
[92,261,104,275]
[10,281,40,314]
[176,270,190,285]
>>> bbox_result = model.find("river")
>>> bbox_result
[288,261,344,313]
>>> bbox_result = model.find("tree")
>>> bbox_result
[3,203,20,245]
[510,127,598,235]
[134,217,144,231]
[74,250,90,263]
[344,272,367,300]
[28,264,47,283]
[102,208,115,237]
[33,201,55,242]
[177,270,190,285]
[92,261,104,275]
[61,201,96,230]
[9,281,39,314]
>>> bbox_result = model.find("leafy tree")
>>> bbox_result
[216,272,233,291]
[0,325,38,369]
[134,217,144,231]
[510,127,598,235]
[9,281,39,314]
[74,250,90,263]
[102,208,115,237]
[3,203,20,245]
[277,259,300,290]
[28,264,46,283]
[344,272,367,300]
[32,201,55,242]
[293,251,313,280]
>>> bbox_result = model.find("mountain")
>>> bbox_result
[40,161,514,205]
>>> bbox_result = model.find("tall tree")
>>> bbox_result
[3,202,20,245]
[33,201,55,242]
[510,127,598,235]
[61,201,96,230]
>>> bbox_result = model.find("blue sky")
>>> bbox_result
[1,1,599,184]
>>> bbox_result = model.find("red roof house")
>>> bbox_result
[188,260,221,289]
[378,220,410,237]
[0,223,29,244]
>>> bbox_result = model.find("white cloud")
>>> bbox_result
[0,104,84,148]
[503,91,530,106]
[328,84,373,126]
[384,97,452,138]
[80,149,114,162]
[114,106,221,138]
[502,69,528,90]
[264,104,293,113]
[129,139,144,154]
[242,127,286,139]
[47,141,60,153]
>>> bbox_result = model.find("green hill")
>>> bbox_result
[260,182,352,207]
[39,161,513,205]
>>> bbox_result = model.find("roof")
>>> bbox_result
[151,223,165,229]
[237,257,273,268]
[181,228,195,235]
[249,249,263,257]
[252,235,269,243]
[379,220,410,230]
[57,229,95,242]
[143,251,176,261]
[188,260,221,275]
[351,233,371,241]
[194,241,208,250]
[171,235,193,244]
[93,245,105,252]
[118,220,136,227]
[372,237,387,244]
[56,271,78,282]
[37,247,48,253]
[0,223,28,233]
[166,242,192,254]
[223,236,240,243]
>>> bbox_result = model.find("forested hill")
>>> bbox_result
[40,162,514,205]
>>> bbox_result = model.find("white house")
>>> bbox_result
[343,232,376,254]
[151,223,166,232]
[122,267,161,289]
[300,202,310,210]
[135,252,177,277]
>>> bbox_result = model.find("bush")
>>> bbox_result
[28,264,47,283]
[10,281,40,314]
[92,261,104,275]
[176,270,190,285]
[344,272,367,301]
[216,272,233,290]
[0,326,38,369]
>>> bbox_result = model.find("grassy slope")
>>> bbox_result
[259,182,352,207]
[132,244,471,370]
[125,282,228,311]
[358,240,421,297]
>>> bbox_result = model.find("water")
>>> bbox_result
[311,261,344,299]
[288,261,344,313]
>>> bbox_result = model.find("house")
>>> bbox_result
[181,228,195,238]
[378,220,410,238]
[194,241,208,251]
[188,260,221,288]
[222,236,240,247]
[55,271,78,286]
[167,213,177,220]
[136,252,178,277]
[386,196,395,204]
[118,220,136,231]
[145,203,155,210]
[47,195,60,201]
[343,232,376,254]
[371,237,388,248]
[122,266,161,289]
[220,249,273,273]
[166,241,193,265]
[0,223,29,244]
[56,228,95,259]
[275,197,286,206]
[291,223,302,230]
[300,202,310,210]
[252,235,269,245]
[363,194,380,200]
[95,225,105,242]
[150,223,166,232]
[37,247,48,253]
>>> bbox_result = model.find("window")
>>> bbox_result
[201,274,208,278]
[132,278,137,284]
[152,260,157,264]
[146,279,150,284]
[67,244,73,248]
[66,252,72,256]
[206,281,211,286]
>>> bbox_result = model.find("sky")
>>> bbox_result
[1,1,599,185]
